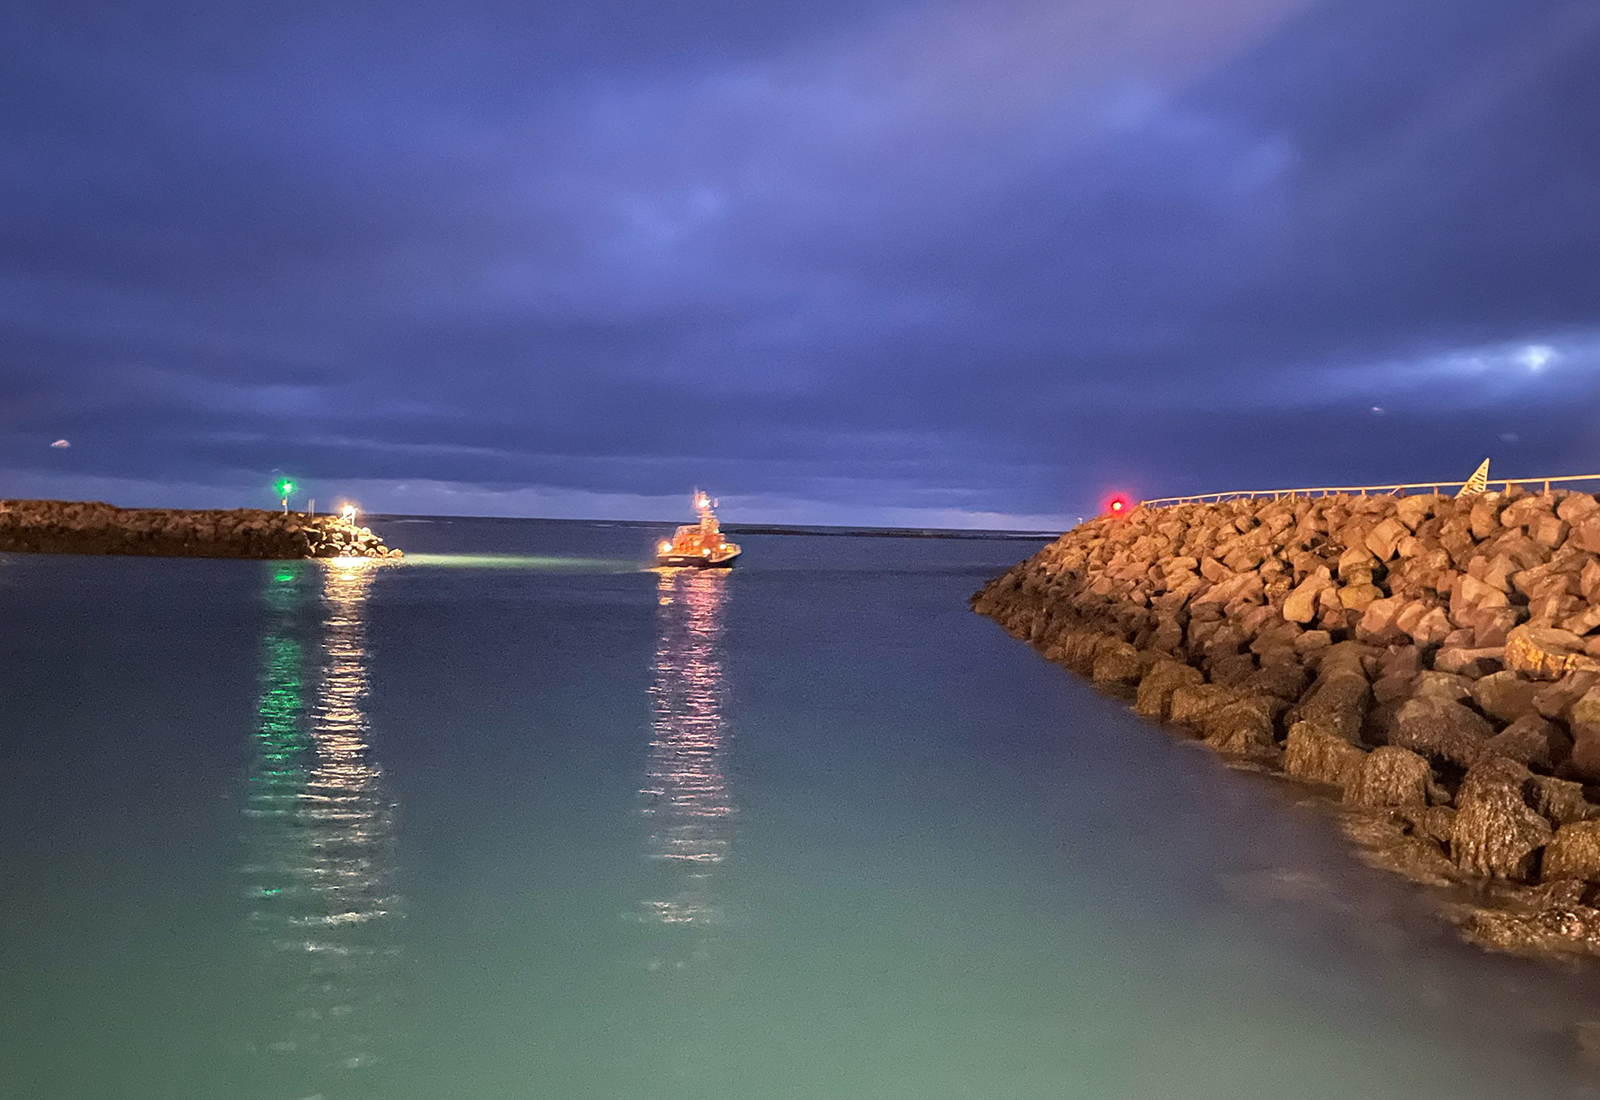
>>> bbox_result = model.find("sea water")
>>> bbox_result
[2,517,1598,1100]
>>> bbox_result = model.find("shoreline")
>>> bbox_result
[972,488,1600,963]
[0,499,402,560]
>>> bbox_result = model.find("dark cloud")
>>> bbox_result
[1,0,1596,524]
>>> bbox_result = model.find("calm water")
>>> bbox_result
[3,518,1599,1100]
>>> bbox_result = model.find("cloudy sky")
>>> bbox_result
[2,0,1595,526]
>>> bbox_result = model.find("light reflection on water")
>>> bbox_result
[641,568,734,945]
[241,559,402,1085]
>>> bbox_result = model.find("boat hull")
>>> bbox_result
[656,551,739,568]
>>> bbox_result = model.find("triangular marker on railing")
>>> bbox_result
[1455,458,1490,500]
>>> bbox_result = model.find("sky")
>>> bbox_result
[1,0,1596,527]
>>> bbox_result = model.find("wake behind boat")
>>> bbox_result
[656,491,741,567]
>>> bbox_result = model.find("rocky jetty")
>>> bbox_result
[0,499,402,560]
[973,487,1600,960]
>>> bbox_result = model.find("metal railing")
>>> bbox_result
[1140,473,1600,509]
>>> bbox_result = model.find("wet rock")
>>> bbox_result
[1134,659,1204,721]
[1527,775,1595,827]
[1568,687,1600,782]
[1284,723,1367,786]
[1389,696,1494,767]
[1091,642,1145,691]
[1542,821,1600,883]
[1167,683,1244,734]
[1344,746,1431,808]
[1458,756,1533,803]
[1451,782,1551,881]
[1204,698,1279,757]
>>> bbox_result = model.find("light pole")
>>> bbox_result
[273,476,296,513]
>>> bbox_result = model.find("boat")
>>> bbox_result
[656,491,741,568]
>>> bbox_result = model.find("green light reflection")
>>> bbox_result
[241,558,402,1090]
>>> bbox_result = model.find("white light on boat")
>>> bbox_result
[659,541,672,553]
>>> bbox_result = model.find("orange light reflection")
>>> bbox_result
[641,568,733,932]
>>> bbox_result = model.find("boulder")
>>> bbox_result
[1409,671,1473,703]
[1433,646,1505,678]
[1204,698,1279,757]
[1559,605,1600,637]
[1344,746,1431,809]
[1134,659,1205,721]
[1533,671,1600,722]
[1354,598,1409,645]
[1394,494,1437,532]
[1291,674,1369,745]
[1403,606,1454,647]
[1557,494,1600,526]
[1389,696,1494,767]
[1542,821,1600,883]
[1527,775,1596,827]
[1451,782,1552,881]
[1293,629,1333,657]
[1566,515,1600,553]
[1365,517,1411,562]
[1168,683,1245,734]
[1091,642,1145,691]
[1582,559,1600,603]
[1283,568,1333,624]
[1469,671,1542,724]
[1284,723,1367,786]
[1505,625,1600,680]
[1337,583,1383,612]
[1486,714,1572,772]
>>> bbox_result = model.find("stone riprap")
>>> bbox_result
[0,499,402,560]
[972,487,1600,960]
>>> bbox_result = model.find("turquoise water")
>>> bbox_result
[2,518,1598,1099]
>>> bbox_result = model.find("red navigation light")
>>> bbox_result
[1108,496,1127,515]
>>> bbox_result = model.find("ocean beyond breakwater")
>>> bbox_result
[0,498,401,559]
[974,487,1600,961]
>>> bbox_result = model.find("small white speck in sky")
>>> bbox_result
[50,438,70,448]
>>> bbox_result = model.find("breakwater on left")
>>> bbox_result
[0,499,401,559]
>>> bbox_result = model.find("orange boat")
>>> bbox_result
[656,491,741,568]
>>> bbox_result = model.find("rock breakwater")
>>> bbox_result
[973,487,1600,960]
[0,499,402,560]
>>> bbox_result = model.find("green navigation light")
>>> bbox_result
[273,477,295,498]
